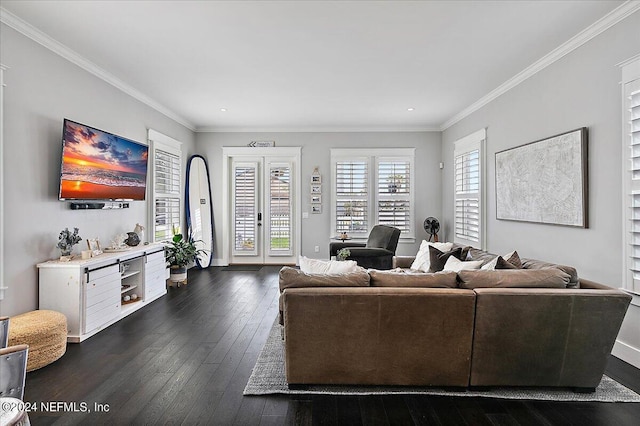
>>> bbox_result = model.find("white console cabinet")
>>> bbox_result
[38,243,168,342]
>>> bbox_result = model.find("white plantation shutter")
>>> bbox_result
[454,129,485,249]
[268,163,292,256]
[149,130,182,243]
[153,150,181,242]
[623,57,640,294]
[332,149,415,240]
[377,159,412,235]
[455,150,480,241]
[335,159,369,236]
[233,163,258,255]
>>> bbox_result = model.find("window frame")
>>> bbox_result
[453,129,486,250]
[331,148,415,241]
[148,129,182,243]
[621,55,640,300]
[0,65,6,300]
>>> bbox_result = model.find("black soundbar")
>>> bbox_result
[69,202,129,210]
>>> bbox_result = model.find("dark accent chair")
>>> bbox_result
[329,225,401,270]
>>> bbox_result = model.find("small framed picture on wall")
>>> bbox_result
[311,205,322,214]
[311,174,321,184]
[311,195,322,204]
[311,184,321,194]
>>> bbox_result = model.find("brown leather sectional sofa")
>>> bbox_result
[279,246,632,391]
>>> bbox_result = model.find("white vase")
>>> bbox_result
[134,223,145,244]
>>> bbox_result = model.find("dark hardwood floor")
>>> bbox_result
[23,266,640,425]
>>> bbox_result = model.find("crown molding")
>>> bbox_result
[441,1,640,131]
[195,125,441,133]
[617,52,640,68]
[3,2,637,135]
[0,7,195,131]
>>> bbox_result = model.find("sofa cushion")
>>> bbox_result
[457,269,571,289]
[443,256,483,272]
[521,258,579,287]
[279,266,370,292]
[410,241,453,272]
[299,256,359,274]
[369,270,458,288]
[429,246,463,272]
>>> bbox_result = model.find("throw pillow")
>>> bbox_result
[481,255,518,270]
[428,246,463,272]
[410,241,453,272]
[481,250,522,270]
[460,246,473,261]
[443,256,483,272]
[504,250,523,268]
[495,256,518,269]
[298,256,359,274]
[480,256,498,270]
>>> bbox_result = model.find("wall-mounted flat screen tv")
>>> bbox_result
[59,119,149,201]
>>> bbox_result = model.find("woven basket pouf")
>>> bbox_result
[8,310,67,372]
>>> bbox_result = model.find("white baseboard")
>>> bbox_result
[613,339,640,369]
[211,259,227,267]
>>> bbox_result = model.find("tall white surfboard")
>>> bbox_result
[186,155,213,268]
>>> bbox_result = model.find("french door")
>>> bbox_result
[222,148,301,265]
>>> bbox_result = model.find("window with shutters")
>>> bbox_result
[622,56,640,295]
[148,130,182,243]
[331,149,414,240]
[454,129,485,249]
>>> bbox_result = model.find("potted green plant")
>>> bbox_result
[337,248,351,261]
[165,233,204,286]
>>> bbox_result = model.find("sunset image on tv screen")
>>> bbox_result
[59,121,148,200]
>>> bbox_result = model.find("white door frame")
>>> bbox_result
[222,147,301,265]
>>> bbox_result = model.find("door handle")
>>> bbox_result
[258,213,262,221]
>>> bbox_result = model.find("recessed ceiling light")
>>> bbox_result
[407,107,415,112]
[220,108,227,112]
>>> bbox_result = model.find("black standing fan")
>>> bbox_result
[423,217,440,242]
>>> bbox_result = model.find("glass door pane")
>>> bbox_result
[268,162,292,256]
[233,162,259,256]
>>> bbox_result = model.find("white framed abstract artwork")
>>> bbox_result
[495,128,588,228]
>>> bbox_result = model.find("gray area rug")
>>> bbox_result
[244,321,640,402]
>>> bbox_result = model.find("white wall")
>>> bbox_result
[441,11,640,367]
[0,24,196,317]
[196,131,442,262]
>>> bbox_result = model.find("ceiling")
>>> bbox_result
[0,1,629,132]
